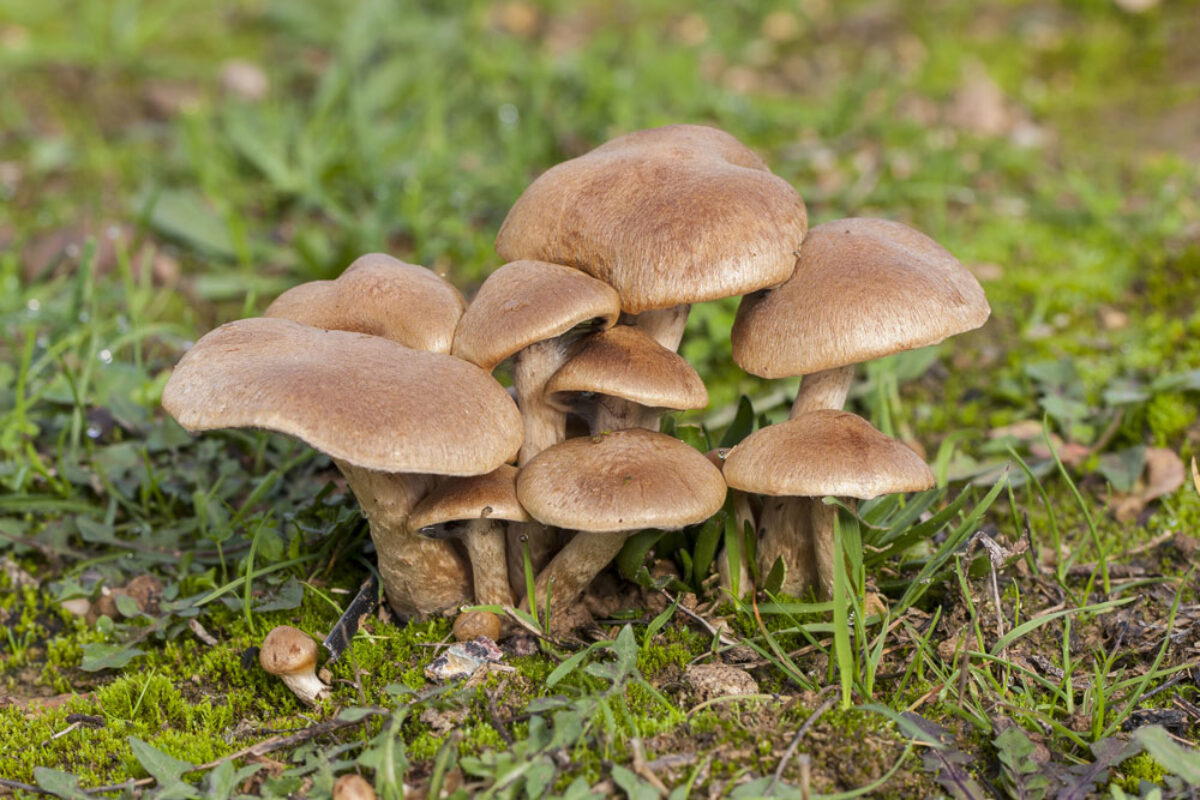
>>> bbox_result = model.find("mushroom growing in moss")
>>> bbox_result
[259,625,328,707]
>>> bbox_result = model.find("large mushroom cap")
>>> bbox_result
[264,253,467,354]
[407,464,531,532]
[517,429,726,532]
[723,410,935,499]
[452,260,622,370]
[496,124,808,314]
[544,325,708,413]
[732,218,991,378]
[163,317,522,474]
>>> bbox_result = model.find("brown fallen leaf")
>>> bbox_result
[1192,456,1199,495]
[1110,448,1186,521]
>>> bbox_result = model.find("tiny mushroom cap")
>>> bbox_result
[732,218,991,379]
[452,610,503,642]
[163,317,522,475]
[332,774,376,800]
[452,260,622,371]
[517,429,727,532]
[259,625,328,707]
[544,325,708,417]
[723,410,935,499]
[264,253,467,354]
[496,124,808,314]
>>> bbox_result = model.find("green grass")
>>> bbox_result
[2,0,1200,796]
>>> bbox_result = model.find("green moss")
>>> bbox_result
[1115,752,1167,790]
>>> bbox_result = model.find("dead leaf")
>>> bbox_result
[1111,448,1186,521]
[1192,456,1199,495]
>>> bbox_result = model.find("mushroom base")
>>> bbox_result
[336,463,472,620]
[524,529,629,627]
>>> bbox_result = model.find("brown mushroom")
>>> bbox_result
[723,410,934,597]
[259,625,328,706]
[496,124,807,351]
[516,429,726,621]
[264,252,466,353]
[545,324,708,433]
[408,465,531,607]
[162,317,523,619]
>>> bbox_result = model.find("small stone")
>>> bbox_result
[453,610,502,642]
[685,663,759,701]
[424,638,505,682]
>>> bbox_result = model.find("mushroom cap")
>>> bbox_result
[162,317,522,474]
[332,774,376,800]
[517,429,726,532]
[732,218,991,378]
[407,464,531,532]
[723,410,935,499]
[495,124,808,314]
[264,253,467,354]
[259,625,319,676]
[452,260,622,370]
[544,325,708,412]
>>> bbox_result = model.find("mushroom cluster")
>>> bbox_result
[162,124,989,627]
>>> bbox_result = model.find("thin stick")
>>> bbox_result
[767,692,838,793]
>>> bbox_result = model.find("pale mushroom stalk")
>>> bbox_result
[335,463,471,618]
[790,365,854,418]
[525,529,632,617]
[511,337,573,465]
[751,364,855,596]
[717,489,757,597]
[626,304,690,352]
[431,517,514,607]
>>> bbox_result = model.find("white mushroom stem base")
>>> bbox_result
[524,530,629,623]
[335,463,472,619]
[462,519,515,607]
[280,671,331,708]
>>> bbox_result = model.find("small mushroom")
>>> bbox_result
[517,429,726,619]
[408,465,531,607]
[259,625,329,707]
[723,410,934,598]
[545,324,708,433]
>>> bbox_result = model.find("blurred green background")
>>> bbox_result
[3,0,1198,428]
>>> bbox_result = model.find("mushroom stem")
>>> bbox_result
[280,671,330,707]
[789,365,854,418]
[511,338,571,465]
[335,463,471,619]
[628,304,690,352]
[462,518,515,607]
[524,530,629,622]
[756,496,818,596]
[592,395,654,433]
[718,489,755,598]
[811,498,856,601]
